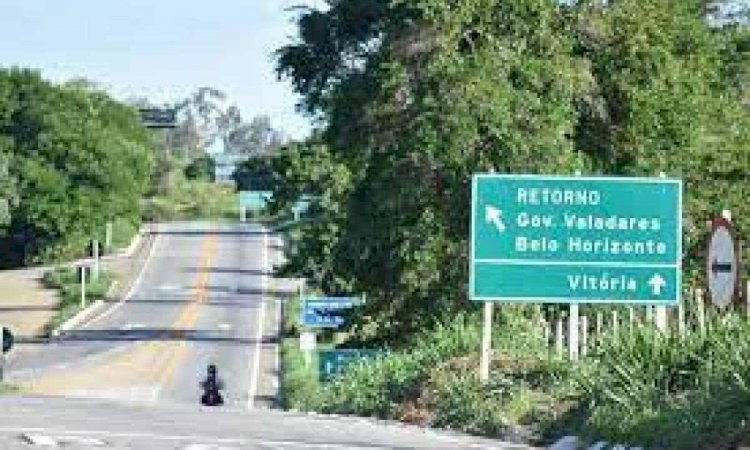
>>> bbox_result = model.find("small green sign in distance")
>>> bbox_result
[470,174,682,305]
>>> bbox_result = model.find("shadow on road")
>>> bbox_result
[183,267,272,277]
[150,230,268,237]
[130,287,290,302]
[43,328,280,345]
[0,305,56,312]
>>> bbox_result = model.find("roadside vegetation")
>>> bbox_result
[142,165,237,222]
[273,0,750,448]
[0,69,153,268]
[41,266,115,335]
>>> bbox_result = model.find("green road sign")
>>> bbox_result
[318,349,383,382]
[470,174,682,304]
[239,191,272,211]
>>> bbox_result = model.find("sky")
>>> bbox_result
[0,1,326,140]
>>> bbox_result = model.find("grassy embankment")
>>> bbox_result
[280,289,750,449]
[41,267,115,335]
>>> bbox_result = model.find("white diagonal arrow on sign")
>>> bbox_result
[485,205,506,233]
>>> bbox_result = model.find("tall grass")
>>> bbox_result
[571,316,750,449]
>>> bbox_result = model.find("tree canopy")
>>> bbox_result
[273,0,750,339]
[0,68,154,266]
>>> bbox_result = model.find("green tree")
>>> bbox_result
[274,0,750,339]
[0,68,153,266]
[184,155,216,181]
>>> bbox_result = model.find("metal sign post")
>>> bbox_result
[479,302,493,382]
[300,332,316,367]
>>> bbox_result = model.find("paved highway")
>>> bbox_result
[4,221,536,449]
[9,221,283,408]
[0,396,536,449]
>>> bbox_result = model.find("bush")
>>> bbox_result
[280,339,322,410]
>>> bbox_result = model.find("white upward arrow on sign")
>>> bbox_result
[648,274,666,296]
[485,205,506,233]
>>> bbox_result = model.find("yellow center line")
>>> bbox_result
[150,233,217,385]
[25,232,219,396]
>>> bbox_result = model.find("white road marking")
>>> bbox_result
[247,229,268,409]
[3,426,512,450]
[2,427,248,445]
[67,385,160,403]
[79,232,162,328]
[21,433,57,446]
[122,231,162,302]
[182,445,241,450]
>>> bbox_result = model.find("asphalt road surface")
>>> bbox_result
[0,396,536,449]
[9,221,284,408]
[3,221,536,449]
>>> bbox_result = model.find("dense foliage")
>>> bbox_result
[0,68,154,267]
[273,0,750,339]
[184,155,216,181]
[142,165,237,222]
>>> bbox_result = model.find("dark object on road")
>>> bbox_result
[200,364,225,406]
[2,327,13,354]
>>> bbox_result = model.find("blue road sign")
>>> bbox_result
[470,174,682,305]
[301,297,358,328]
[318,349,384,381]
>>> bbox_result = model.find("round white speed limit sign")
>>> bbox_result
[706,217,738,308]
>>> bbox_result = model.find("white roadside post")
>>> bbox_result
[80,265,87,309]
[92,239,100,282]
[678,294,686,337]
[300,331,316,367]
[569,304,579,361]
[105,221,113,251]
[240,205,247,223]
[479,301,493,382]
[611,310,619,336]
[655,305,668,333]
[580,315,588,357]
[555,318,564,358]
[696,288,706,336]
